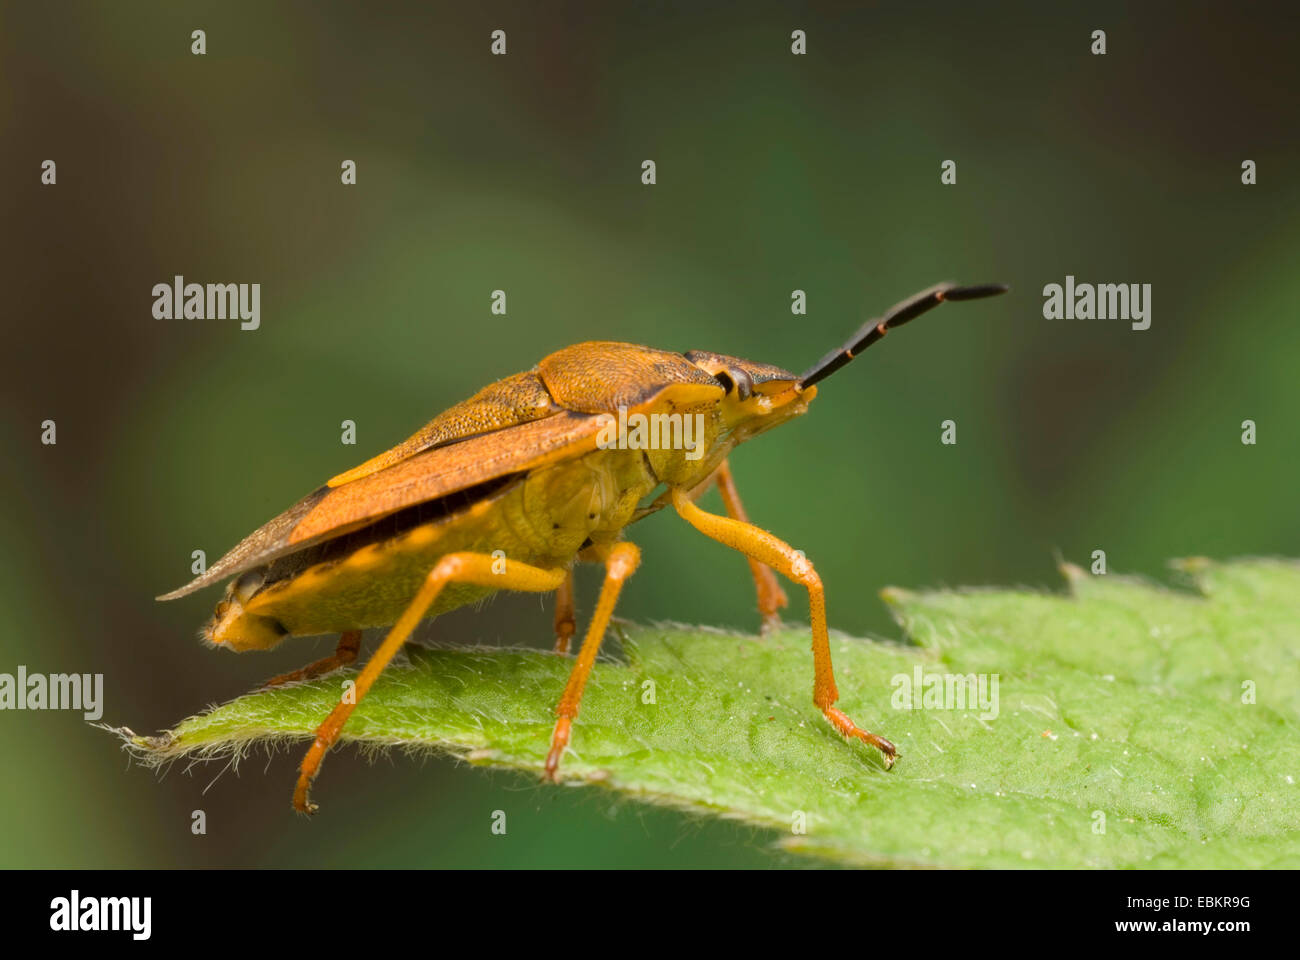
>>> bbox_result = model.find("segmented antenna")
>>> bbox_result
[799,282,1009,388]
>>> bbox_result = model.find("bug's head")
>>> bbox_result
[686,282,1008,444]
[684,351,816,441]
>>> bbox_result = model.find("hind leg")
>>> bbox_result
[293,553,567,813]
[261,631,362,688]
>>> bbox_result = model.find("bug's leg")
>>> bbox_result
[260,630,362,688]
[669,486,897,768]
[293,553,567,814]
[713,459,788,634]
[553,570,577,654]
[544,541,641,781]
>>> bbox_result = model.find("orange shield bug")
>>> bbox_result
[159,281,1008,812]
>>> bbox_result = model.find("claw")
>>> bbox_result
[824,706,898,768]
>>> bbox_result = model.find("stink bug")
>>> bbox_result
[160,281,1008,812]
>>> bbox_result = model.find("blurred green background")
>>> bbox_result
[2,0,1297,868]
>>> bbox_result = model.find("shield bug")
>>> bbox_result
[159,281,1008,812]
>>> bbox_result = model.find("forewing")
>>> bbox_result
[290,411,606,543]
[157,410,604,600]
[327,370,557,486]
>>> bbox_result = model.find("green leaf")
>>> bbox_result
[110,558,1300,867]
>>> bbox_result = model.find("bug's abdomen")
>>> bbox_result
[223,481,542,640]
[206,449,655,647]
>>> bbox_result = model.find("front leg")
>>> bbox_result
[670,486,897,768]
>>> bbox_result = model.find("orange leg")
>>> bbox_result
[544,541,641,780]
[553,570,576,654]
[713,459,788,632]
[261,630,362,688]
[670,486,897,768]
[293,552,567,813]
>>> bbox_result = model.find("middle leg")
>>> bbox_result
[713,458,788,632]
[261,630,362,688]
[544,541,641,780]
[553,570,576,654]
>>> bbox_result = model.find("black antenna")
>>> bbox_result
[799,282,1009,388]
